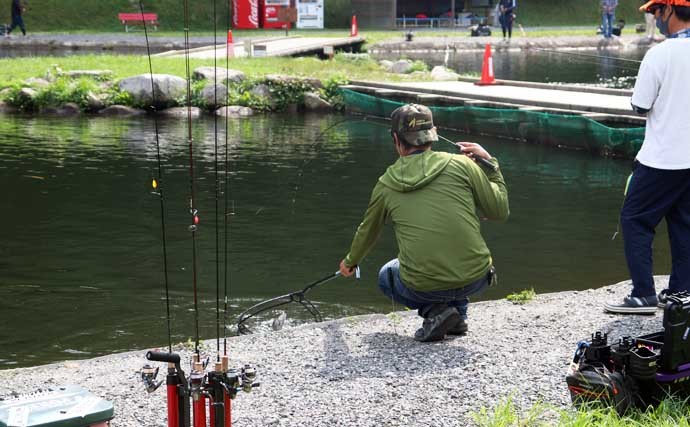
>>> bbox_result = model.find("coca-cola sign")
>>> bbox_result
[233,0,260,29]
[249,0,258,27]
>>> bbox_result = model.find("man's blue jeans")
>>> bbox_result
[602,12,615,38]
[377,259,489,319]
[621,162,690,298]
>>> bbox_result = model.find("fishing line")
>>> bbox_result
[182,0,201,356]
[223,0,233,357]
[532,48,642,72]
[533,47,642,64]
[212,0,221,363]
[138,0,172,353]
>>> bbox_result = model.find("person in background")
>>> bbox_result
[339,104,509,342]
[498,0,517,39]
[601,0,619,38]
[605,0,690,314]
[7,0,26,37]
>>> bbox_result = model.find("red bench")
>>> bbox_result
[118,13,159,32]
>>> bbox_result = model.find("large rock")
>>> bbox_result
[158,107,202,118]
[430,66,460,81]
[200,83,228,109]
[0,101,17,114]
[118,74,187,108]
[250,83,271,99]
[41,103,81,116]
[99,105,147,116]
[16,88,38,106]
[86,92,105,112]
[379,60,394,71]
[63,70,114,80]
[303,92,332,112]
[391,60,413,74]
[215,106,253,118]
[24,77,50,88]
[192,67,245,83]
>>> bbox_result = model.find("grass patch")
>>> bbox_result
[506,288,536,304]
[0,54,405,87]
[472,395,690,427]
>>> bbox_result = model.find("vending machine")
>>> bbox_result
[261,0,291,29]
[233,0,260,29]
[296,0,324,29]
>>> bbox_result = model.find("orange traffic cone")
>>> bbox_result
[351,15,358,37]
[227,29,234,58]
[475,43,496,86]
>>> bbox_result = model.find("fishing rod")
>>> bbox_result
[236,267,361,335]
[138,0,172,354]
[289,111,478,214]
[139,2,259,427]
[437,135,498,172]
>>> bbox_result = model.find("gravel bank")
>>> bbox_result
[0,277,669,426]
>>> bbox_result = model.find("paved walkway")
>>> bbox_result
[158,36,365,59]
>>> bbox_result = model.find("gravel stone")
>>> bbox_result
[0,277,670,426]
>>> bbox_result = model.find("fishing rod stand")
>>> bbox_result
[144,351,258,427]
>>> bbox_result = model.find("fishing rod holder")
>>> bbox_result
[143,351,258,427]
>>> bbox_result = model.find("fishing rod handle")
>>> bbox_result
[147,351,181,364]
[438,135,498,172]
[475,157,499,172]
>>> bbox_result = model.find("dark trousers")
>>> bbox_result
[499,13,513,38]
[621,162,690,298]
[9,15,25,35]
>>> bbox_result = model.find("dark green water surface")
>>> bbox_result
[0,114,672,368]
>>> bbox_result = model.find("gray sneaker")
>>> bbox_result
[414,306,461,342]
[447,317,468,336]
[604,295,658,315]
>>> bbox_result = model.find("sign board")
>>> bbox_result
[297,0,324,29]
[252,44,267,57]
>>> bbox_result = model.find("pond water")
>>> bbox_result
[0,112,671,368]
[376,47,645,88]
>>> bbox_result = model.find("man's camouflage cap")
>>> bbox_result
[390,104,438,146]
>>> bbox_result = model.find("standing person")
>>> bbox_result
[498,0,517,39]
[339,104,509,342]
[605,0,690,314]
[7,0,26,37]
[601,0,619,38]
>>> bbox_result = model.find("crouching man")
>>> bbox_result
[339,104,509,342]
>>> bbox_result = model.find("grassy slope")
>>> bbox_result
[0,0,643,31]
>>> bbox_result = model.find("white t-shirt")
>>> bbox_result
[631,38,690,170]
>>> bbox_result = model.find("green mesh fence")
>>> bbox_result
[342,89,645,158]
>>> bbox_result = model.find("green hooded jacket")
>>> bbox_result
[343,150,509,292]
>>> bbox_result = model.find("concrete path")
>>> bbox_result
[158,36,365,59]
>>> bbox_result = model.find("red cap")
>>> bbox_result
[640,0,690,13]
